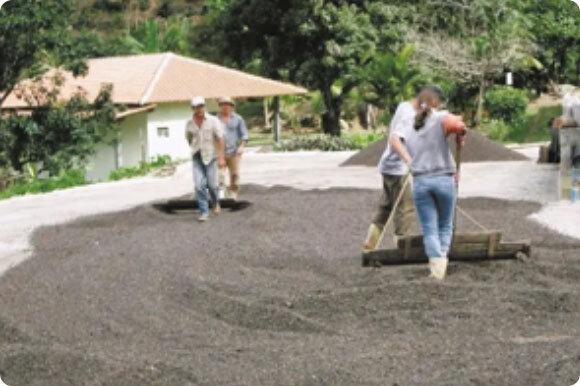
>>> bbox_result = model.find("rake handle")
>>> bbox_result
[452,136,463,250]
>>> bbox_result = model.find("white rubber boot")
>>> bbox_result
[362,224,384,252]
[429,257,448,280]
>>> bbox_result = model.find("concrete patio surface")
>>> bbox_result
[0,147,575,277]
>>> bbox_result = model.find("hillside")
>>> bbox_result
[74,0,205,33]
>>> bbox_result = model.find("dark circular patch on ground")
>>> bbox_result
[152,198,252,215]
[0,185,578,385]
[341,130,528,167]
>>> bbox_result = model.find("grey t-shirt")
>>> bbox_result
[405,110,457,178]
[378,101,416,176]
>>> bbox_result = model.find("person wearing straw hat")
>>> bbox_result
[186,96,226,222]
[217,97,249,200]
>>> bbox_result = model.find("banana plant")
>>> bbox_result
[360,44,425,113]
[125,17,193,55]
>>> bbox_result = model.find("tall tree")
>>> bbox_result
[0,74,117,175]
[203,0,378,136]
[0,0,118,176]
[520,0,580,84]
[0,0,87,108]
[409,0,536,124]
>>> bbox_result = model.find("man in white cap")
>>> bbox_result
[186,96,226,222]
[217,97,249,200]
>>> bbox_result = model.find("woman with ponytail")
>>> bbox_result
[390,87,467,280]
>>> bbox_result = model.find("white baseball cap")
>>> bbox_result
[191,96,205,107]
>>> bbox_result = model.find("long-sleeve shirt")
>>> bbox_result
[218,112,249,157]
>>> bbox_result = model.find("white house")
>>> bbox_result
[1,53,307,181]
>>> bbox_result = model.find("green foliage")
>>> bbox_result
[309,91,326,116]
[108,155,172,181]
[156,0,197,18]
[344,132,386,148]
[0,80,118,175]
[128,18,193,55]
[275,135,360,152]
[235,100,263,119]
[485,86,529,123]
[63,31,143,59]
[206,0,379,136]
[139,0,151,11]
[92,0,125,12]
[275,133,383,152]
[361,45,426,113]
[503,105,562,143]
[479,119,511,142]
[0,0,85,102]
[0,169,88,200]
[520,0,580,86]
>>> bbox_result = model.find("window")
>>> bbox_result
[157,127,169,137]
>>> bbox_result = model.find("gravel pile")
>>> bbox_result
[341,130,527,167]
[0,185,578,385]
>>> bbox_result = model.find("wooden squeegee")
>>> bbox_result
[362,231,531,267]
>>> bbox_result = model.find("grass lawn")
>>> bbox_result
[504,105,562,144]
[248,128,386,149]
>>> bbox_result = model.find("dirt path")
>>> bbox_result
[0,185,578,385]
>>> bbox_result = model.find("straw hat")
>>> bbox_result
[218,97,235,106]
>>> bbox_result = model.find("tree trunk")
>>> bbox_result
[322,108,341,136]
[321,86,342,136]
[263,97,271,129]
[475,72,486,127]
[558,48,567,83]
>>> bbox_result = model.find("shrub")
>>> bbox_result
[479,119,511,142]
[485,87,529,123]
[275,135,363,152]
[0,169,88,200]
[93,0,125,11]
[108,155,172,181]
[138,0,150,10]
[344,132,386,148]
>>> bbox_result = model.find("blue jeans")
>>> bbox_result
[192,153,219,215]
[412,175,456,258]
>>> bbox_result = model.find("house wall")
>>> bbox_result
[85,141,117,182]
[85,100,220,182]
[146,102,191,161]
[85,112,148,181]
[146,101,219,161]
[120,112,148,167]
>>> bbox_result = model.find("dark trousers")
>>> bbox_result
[372,174,415,236]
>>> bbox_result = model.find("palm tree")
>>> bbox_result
[362,45,424,114]
[124,17,193,55]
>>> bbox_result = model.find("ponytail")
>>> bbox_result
[414,101,431,131]
[414,88,441,131]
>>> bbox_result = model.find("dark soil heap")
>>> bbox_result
[341,130,527,167]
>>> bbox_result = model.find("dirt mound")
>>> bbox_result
[0,185,579,385]
[341,130,527,167]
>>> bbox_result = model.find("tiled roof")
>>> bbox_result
[1,53,307,108]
